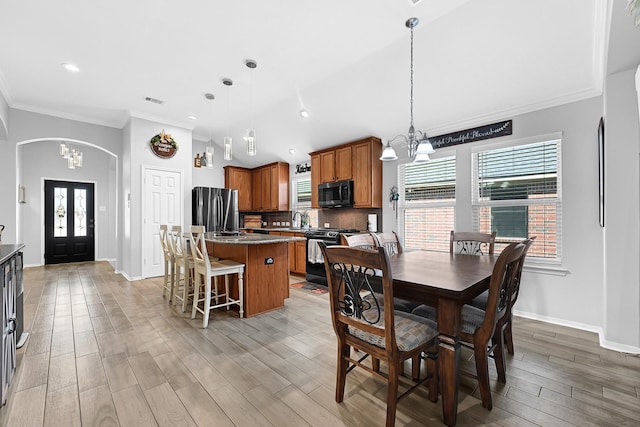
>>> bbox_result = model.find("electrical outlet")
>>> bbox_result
[285,221,290,226]
[275,221,280,226]
[264,257,274,265]
[324,222,330,228]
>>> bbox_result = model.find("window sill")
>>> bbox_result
[523,263,569,276]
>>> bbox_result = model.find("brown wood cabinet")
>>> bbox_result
[309,136,382,208]
[318,146,352,183]
[224,166,253,211]
[273,231,306,275]
[224,162,290,212]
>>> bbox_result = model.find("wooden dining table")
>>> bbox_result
[388,250,497,427]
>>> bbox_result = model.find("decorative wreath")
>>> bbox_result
[150,131,178,149]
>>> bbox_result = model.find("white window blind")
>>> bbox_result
[399,156,456,251]
[472,139,561,261]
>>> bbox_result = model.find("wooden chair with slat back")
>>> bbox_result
[372,231,403,255]
[159,225,175,302]
[169,225,195,313]
[319,242,439,427]
[450,231,496,255]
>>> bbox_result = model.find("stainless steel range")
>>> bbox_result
[305,228,359,285]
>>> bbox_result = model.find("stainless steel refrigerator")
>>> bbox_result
[192,187,240,234]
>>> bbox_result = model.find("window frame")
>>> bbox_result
[471,132,563,265]
[398,150,457,252]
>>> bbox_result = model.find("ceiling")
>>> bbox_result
[0,0,632,168]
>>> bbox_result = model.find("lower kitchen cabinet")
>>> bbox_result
[0,244,24,406]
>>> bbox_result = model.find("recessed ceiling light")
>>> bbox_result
[300,109,309,118]
[61,63,80,73]
[187,115,197,120]
[288,148,296,155]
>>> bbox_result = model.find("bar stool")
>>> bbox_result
[159,224,175,302]
[169,225,195,312]
[188,226,245,328]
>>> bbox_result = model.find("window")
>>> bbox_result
[399,155,456,251]
[472,138,561,261]
[291,175,318,227]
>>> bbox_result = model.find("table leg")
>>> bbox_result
[437,299,462,427]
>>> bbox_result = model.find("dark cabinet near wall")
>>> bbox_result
[0,244,24,406]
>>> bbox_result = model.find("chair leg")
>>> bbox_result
[411,355,421,381]
[504,315,515,355]
[213,276,220,305]
[224,275,230,311]
[473,344,493,410]
[493,324,507,384]
[386,362,400,427]
[192,273,200,320]
[202,276,212,328]
[163,260,169,299]
[335,343,350,403]
[372,357,380,373]
[237,271,244,318]
[181,265,191,313]
[169,261,176,304]
[426,350,438,403]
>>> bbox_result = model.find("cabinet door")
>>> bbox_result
[311,155,320,208]
[335,146,352,181]
[320,151,336,182]
[261,167,274,211]
[294,240,307,274]
[353,141,373,207]
[225,167,253,211]
[252,169,262,211]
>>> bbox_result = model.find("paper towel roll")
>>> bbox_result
[367,214,378,232]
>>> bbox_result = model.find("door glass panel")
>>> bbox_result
[74,188,87,237]
[54,187,67,237]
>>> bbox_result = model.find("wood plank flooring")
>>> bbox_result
[1,261,639,426]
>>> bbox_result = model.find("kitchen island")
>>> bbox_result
[204,233,306,317]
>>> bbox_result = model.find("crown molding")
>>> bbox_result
[11,102,124,129]
[128,110,195,132]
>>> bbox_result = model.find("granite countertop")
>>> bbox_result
[240,227,310,233]
[0,243,25,264]
[204,232,305,245]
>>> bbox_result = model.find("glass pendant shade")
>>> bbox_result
[245,129,257,156]
[223,136,233,161]
[205,145,214,168]
[380,141,398,161]
[416,139,435,155]
[68,156,76,169]
[75,151,83,167]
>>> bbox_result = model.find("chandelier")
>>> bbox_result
[380,17,435,163]
[59,142,83,169]
[204,93,215,168]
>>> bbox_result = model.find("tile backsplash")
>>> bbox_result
[241,208,381,231]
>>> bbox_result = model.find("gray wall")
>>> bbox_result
[19,140,116,266]
[382,96,609,344]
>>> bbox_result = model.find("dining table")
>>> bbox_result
[388,249,497,427]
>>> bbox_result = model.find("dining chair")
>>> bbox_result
[319,242,439,427]
[372,231,403,255]
[159,225,175,302]
[340,233,377,249]
[169,225,195,312]
[412,241,527,410]
[188,225,245,328]
[450,231,496,255]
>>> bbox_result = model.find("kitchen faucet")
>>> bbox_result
[292,211,303,229]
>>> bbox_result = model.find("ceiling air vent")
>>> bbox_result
[408,0,423,5]
[144,96,164,105]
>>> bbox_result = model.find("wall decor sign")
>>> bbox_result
[429,120,512,150]
[149,131,178,158]
[295,162,311,174]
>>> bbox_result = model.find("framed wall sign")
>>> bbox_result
[149,131,178,159]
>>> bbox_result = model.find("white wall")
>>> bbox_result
[382,96,608,340]
[603,68,640,349]
[191,138,227,189]
[0,90,8,139]
[19,141,116,266]
[122,116,192,280]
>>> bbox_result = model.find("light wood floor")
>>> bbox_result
[1,261,639,426]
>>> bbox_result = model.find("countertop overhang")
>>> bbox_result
[204,233,305,245]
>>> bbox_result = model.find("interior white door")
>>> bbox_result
[142,167,182,278]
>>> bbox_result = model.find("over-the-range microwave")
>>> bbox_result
[318,180,353,208]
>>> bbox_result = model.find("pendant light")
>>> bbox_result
[204,93,215,168]
[380,17,435,163]
[59,142,83,169]
[222,78,233,161]
[244,59,257,156]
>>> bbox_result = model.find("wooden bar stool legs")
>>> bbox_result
[192,264,245,328]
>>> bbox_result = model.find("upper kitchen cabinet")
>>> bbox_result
[352,137,382,208]
[224,166,253,211]
[318,146,352,183]
[310,136,382,209]
[225,162,290,212]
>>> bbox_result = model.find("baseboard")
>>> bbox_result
[514,309,640,355]
[114,270,141,282]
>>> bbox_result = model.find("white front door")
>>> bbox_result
[142,167,182,278]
